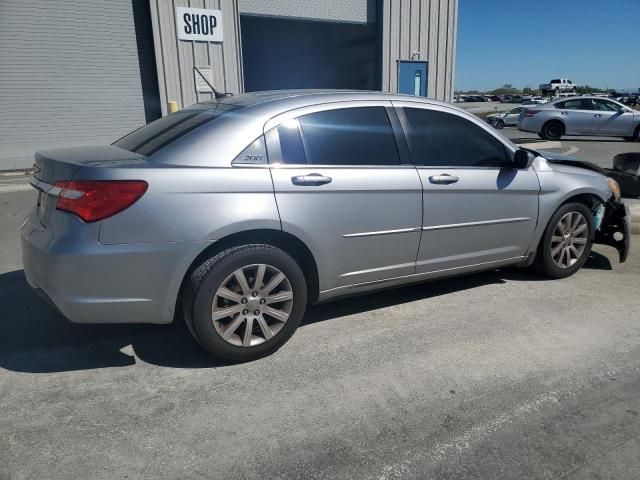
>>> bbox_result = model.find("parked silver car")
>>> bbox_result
[487,106,525,128]
[21,90,630,362]
[518,96,640,141]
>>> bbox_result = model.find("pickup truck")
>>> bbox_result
[539,79,577,96]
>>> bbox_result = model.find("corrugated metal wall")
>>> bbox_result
[0,0,160,170]
[149,0,243,115]
[238,0,376,24]
[380,0,457,101]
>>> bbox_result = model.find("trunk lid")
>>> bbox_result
[33,145,146,183]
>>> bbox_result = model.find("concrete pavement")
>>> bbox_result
[1,182,640,478]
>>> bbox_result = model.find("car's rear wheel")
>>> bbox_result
[541,121,564,140]
[183,244,307,362]
[534,203,594,279]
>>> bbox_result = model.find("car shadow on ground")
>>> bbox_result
[0,251,611,373]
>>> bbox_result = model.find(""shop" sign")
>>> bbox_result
[176,7,223,42]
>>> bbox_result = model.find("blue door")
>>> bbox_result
[397,61,428,96]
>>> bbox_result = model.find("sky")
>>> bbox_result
[455,0,640,92]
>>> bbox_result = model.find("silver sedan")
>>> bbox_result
[518,96,640,141]
[21,90,631,362]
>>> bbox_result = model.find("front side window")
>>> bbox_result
[402,108,509,168]
[592,99,623,112]
[296,107,400,166]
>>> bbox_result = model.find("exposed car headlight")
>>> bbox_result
[607,178,621,200]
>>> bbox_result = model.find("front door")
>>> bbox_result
[267,103,423,293]
[503,107,523,126]
[395,102,540,274]
[590,99,635,136]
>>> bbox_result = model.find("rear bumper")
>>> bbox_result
[517,117,540,133]
[21,210,211,324]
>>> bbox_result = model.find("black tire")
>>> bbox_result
[541,121,564,140]
[534,203,594,279]
[495,119,505,129]
[623,136,635,142]
[633,126,640,142]
[182,244,308,363]
[572,86,577,93]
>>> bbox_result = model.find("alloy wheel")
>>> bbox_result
[550,212,588,268]
[211,264,294,347]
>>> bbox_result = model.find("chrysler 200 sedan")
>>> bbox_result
[22,90,630,362]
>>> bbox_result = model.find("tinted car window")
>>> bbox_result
[555,99,592,110]
[592,99,623,112]
[114,103,242,156]
[298,107,400,166]
[402,108,509,168]
[277,121,307,164]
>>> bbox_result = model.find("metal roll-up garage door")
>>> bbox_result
[0,0,160,170]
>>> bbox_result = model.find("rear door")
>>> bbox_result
[394,102,540,274]
[590,99,635,136]
[267,102,423,293]
[554,98,595,134]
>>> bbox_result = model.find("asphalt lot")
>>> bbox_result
[2,160,640,478]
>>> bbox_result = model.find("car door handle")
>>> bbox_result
[594,114,601,118]
[429,174,459,185]
[561,111,569,115]
[291,173,332,186]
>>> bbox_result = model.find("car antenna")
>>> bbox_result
[193,66,233,99]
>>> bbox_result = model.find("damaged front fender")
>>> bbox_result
[594,200,631,263]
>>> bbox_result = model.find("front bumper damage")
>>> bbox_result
[594,199,631,263]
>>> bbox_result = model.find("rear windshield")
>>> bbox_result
[113,103,242,156]
[550,79,561,83]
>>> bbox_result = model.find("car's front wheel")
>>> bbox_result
[534,203,594,279]
[183,244,308,362]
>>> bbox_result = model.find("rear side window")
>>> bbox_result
[277,121,307,164]
[113,103,242,156]
[297,107,400,166]
[402,108,509,168]
[555,99,591,110]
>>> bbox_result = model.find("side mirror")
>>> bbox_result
[513,149,534,169]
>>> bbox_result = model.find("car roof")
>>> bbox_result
[191,89,459,117]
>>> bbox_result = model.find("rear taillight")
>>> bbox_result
[524,110,540,117]
[54,180,148,222]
